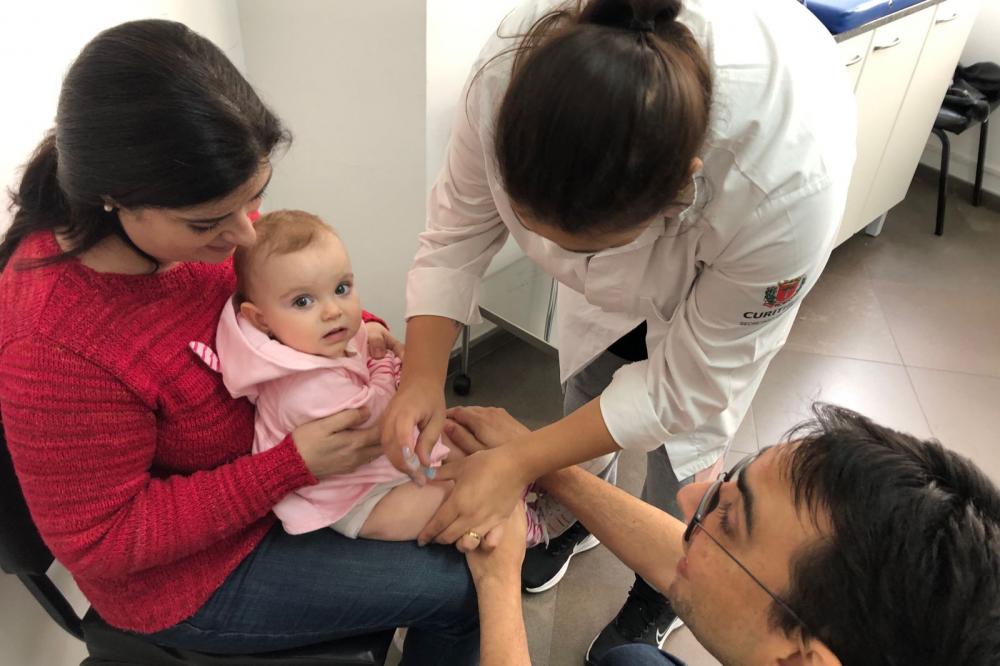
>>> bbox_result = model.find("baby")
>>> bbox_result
[201,209,541,544]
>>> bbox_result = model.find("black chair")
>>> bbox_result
[0,424,393,665]
[931,72,999,236]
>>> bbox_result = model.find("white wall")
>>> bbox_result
[427,0,526,284]
[238,0,426,332]
[0,0,245,233]
[427,1,533,348]
[919,1,1000,195]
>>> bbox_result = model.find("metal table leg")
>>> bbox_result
[453,324,472,396]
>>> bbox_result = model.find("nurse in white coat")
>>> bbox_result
[383,0,856,659]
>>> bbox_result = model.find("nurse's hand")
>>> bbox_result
[381,375,446,479]
[417,445,530,547]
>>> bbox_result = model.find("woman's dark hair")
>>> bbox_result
[2,19,290,271]
[492,0,712,234]
[777,404,1000,665]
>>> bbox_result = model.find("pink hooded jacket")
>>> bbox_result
[211,300,448,534]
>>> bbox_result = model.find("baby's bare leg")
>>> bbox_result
[358,481,450,541]
[359,440,466,541]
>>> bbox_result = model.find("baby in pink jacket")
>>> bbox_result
[207,210,541,544]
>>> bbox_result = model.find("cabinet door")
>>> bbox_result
[861,0,982,223]
[838,31,874,92]
[835,6,935,245]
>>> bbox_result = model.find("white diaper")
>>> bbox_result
[329,477,410,538]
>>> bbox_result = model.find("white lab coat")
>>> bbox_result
[407,0,857,478]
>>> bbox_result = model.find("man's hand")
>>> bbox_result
[417,446,528,546]
[465,506,527,584]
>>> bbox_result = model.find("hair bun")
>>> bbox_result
[657,0,683,24]
[583,0,683,32]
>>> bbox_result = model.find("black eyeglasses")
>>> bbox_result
[683,450,812,634]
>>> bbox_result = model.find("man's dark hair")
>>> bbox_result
[777,404,1000,665]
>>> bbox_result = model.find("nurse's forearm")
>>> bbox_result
[537,465,685,595]
[399,315,462,386]
[509,398,621,481]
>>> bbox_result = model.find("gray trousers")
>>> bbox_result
[548,350,691,534]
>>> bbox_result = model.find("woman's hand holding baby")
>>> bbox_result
[292,407,383,478]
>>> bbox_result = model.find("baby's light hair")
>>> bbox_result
[234,209,337,304]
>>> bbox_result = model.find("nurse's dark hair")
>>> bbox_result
[488,0,712,234]
[775,404,1000,664]
[1,19,290,272]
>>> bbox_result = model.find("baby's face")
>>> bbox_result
[244,232,362,358]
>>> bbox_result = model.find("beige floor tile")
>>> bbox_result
[860,179,1000,293]
[822,232,873,280]
[0,571,88,666]
[446,339,565,430]
[752,349,932,448]
[524,588,559,666]
[872,279,1000,378]
[547,543,637,666]
[617,447,648,496]
[785,273,901,364]
[730,408,759,455]
[907,367,1000,484]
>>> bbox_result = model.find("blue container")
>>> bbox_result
[805,0,898,34]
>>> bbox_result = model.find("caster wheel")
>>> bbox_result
[453,373,472,396]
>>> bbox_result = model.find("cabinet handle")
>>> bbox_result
[873,36,902,51]
[845,54,863,67]
[936,12,960,24]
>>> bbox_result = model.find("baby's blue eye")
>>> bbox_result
[335,282,352,296]
[292,295,314,308]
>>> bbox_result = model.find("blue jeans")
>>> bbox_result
[598,643,685,665]
[144,523,479,665]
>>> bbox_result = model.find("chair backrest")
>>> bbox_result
[0,421,55,576]
[0,421,86,641]
[1,421,390,661]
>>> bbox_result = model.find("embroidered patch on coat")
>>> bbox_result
[763,276,806,309]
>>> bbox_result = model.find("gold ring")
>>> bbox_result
[464,530,481,542]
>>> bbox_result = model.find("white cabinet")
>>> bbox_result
[836,6,936,244]
[838,31,874,92]
[834,0,982,246]
[862,0,981,224]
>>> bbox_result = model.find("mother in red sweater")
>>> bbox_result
[0,19,478,664]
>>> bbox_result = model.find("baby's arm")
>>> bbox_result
[365,352,402,416]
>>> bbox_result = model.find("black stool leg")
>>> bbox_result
[933,128,950,236]
[974,115,989,207]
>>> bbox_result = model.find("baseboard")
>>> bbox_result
[913,162,1000,212]
[919,140,1000,207]
[445,327,518,378]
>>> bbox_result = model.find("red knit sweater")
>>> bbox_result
[0,232,383,633]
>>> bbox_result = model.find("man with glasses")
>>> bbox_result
[447,403,1000,665]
